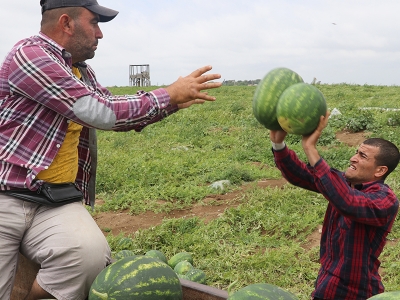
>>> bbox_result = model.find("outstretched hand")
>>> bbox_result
[165,66,222,107]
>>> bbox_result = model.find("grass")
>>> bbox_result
[92,84,400,299]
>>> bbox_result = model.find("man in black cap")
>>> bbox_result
[0,1,221,299]
[40,0,119,22]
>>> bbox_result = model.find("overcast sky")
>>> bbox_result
[2,0,400,87]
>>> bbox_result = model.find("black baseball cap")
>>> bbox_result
[40,0,119,22]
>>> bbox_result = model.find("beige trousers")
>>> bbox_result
[0,195,111,300]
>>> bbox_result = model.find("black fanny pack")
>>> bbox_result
[5,182,83,206]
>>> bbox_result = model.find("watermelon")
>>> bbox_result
[367,291,400,299]
[145,249,168,264]
[174,260,194,275]
[89,256,183,300]
[117,237,133,249]
[168,252,193,269]
[185,268,206,284]
[113,250,137,260]
[177,274,189,280]
[228,283,298,300]
[276,82,327,135]
[253,67,304,130]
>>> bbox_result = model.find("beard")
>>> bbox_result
[69,24,98,62]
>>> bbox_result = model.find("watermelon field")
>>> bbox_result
[92,83,400,299]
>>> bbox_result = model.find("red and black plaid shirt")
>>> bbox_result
[273,146,399,300]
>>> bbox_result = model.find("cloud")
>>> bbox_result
[2,0,400,87]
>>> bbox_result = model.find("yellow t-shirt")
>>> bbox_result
[36,67,83,183]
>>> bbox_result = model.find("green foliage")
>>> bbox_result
[97,84,400,299]
[379,240,400,291]
[345,109,375,133]
[328,114,347,131]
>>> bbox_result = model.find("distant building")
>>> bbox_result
[129,64,151,87]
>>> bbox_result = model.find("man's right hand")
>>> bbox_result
[165,65,222,106]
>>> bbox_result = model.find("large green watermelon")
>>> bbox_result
[228,283,298,300]
[89,255,183,300]
[367,291,400,299]
[253,67,304,130]
[276,82,327,135]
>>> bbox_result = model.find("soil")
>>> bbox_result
[93,131,369,249]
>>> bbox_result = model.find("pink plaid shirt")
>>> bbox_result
[0,32,178,204]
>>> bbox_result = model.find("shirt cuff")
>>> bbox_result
[151,88,179,115]
[271,141,286,151]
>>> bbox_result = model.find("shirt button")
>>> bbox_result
[67,120,71,124]
[56,144,61,148]
[32,175,36,179]
[44,166,49,169]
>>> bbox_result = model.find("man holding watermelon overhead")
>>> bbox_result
[270,113,400,300]
[0,0,221,299]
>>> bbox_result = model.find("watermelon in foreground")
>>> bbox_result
[228,283,298,300]
[276,83,327,135]
[253,67,304,130]
[89,255,183,300]
[367,291,400,299]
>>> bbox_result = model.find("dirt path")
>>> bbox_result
[93,178,288,236]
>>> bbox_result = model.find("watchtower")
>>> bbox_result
[129,64,151,87]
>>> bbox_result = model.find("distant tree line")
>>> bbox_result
[222,79,261,86]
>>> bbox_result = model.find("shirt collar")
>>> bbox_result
[37,32,73,66]
[350,180,385,190]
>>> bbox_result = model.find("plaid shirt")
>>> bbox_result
[273,146,399,300]
[0,32,178,204]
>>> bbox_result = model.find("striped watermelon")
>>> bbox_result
[168,252,193,269]
[177,274,189,280]
[186,268,206,284]
[276,83,327,135]
[228,283,298,300]
[174,260,194,275]
[145,249,168,264]
[367,291,400,299]
[89,255,183,300]
[113,250,138,260]
[253,68,304,130]
[117,237,133,249]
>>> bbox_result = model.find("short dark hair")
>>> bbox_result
[40,7,83,29]
[363,138,400,179]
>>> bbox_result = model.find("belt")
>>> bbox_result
[3,182,83,206]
